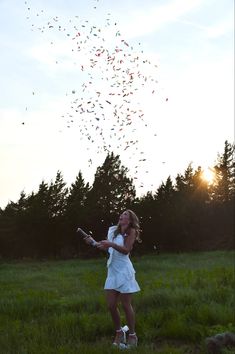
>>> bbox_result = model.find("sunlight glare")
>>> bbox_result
[202,168,215,184]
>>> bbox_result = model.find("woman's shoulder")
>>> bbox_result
[108,225,117,232]
[107,225,117,241]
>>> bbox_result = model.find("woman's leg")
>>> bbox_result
[105,290,121,330]
[120,293,135,333]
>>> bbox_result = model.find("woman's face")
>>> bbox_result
[119,211,130,227]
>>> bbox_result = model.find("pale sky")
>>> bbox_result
[0,0,234,208]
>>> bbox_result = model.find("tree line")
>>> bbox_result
[0,140,234,259]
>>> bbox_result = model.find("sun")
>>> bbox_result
[201,168,215,184]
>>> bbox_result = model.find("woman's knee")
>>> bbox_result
[107,301,118,311]
[121,300,132,312]
[106,290,119,311]
[120,294,132,310]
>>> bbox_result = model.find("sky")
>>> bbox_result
[0,0,234,208]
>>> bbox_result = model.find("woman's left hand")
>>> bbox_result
[97,240,112,250]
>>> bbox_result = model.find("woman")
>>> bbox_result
[84,209,141,348]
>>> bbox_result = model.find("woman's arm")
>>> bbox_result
[76,228,99,247]
[97,228,136,255]
[78,227,114,251]
[85,236,109,251]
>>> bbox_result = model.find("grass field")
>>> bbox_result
[0,251,234,354]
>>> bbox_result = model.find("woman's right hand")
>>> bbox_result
[97,241,109,251]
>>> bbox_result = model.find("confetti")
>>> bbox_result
[24,0,163,190]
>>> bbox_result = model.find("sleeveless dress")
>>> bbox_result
[104,225,140,293]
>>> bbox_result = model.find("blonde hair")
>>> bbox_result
[114,209,142,243]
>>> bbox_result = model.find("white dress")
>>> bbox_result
[104,225,140,293]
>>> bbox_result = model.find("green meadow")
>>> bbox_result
[0,251,234,354]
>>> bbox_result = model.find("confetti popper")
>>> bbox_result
[76,227,98,247]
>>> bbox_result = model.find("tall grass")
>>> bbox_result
[0,251,234,353]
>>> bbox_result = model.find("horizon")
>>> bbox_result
[0,141,231,208]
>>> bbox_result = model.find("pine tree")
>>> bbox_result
[156,176,175,203]
[31,181,50,219]
[48,171,68,218]
[87,152,136,233]
[212,141,235,202]
[175,164,195,194]
[23,173,68,257]
[175,164,209,202]
[66,171,90,228]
